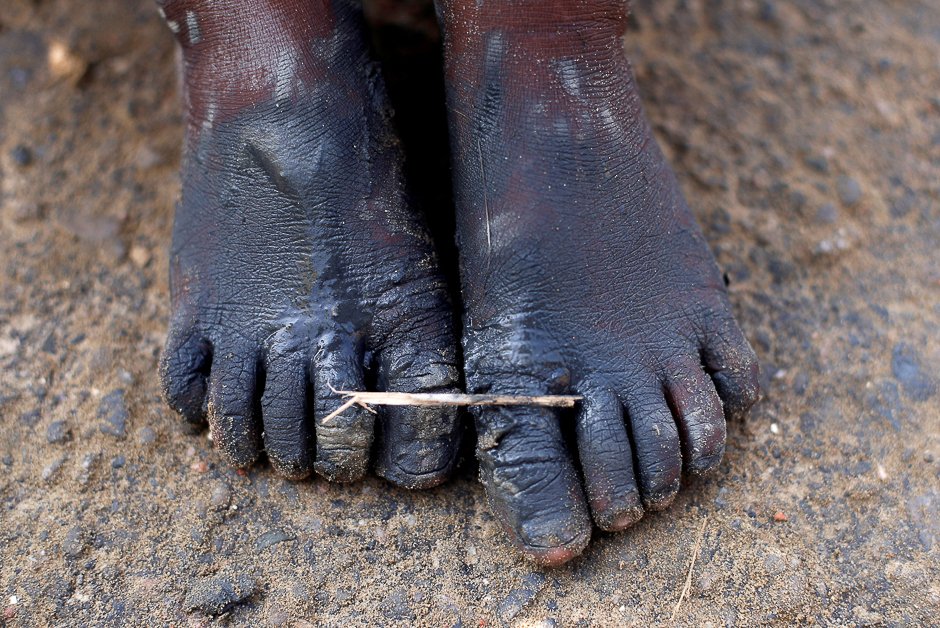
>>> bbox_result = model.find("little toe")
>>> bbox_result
[624,388,682,510]
[160,326,210,425]
[311,338,372,482]
[703,321,762,421]
[574,389,643,531]
[261,343,313,480]
[374,338,462,489]
[666,362,726,476]
[206,348,262,469]
[475,404,591,566]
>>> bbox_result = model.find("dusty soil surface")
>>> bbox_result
[1,0,939,626]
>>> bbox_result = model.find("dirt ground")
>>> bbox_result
[1,0,938,626]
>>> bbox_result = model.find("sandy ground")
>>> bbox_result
[1,0,939,626]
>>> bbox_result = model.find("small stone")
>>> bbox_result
[10,200,42,223]
[714,488,730,509]
[209,483,231,510]
[774,511,788,521]
[10,145,32,166]
[47,41,87,81]
[836,176,862,206]
[497,573,547,623]
[46,421,71,443]
[62,526,86,558]
[42,455,67,481]
[380,590,415,621]
[816,203,838,223]
[758,1,777,21]
[136,427,156,445]
[255,528,295,553]
[134,146,163,170]
[98,390,128,437]
[129,246,152,268]
[19,408,42,427]
[183,575,258,615]
[924,452,935,463]
[804,155,829,173]
[763,553,786,575]
[2,455,12,466]
[891,344,937,400]
[111,455,125,469]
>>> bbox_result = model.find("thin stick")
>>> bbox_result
[321,389,582,423]
[671,515,708,621]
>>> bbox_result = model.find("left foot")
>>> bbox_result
[437,0,761,564]
[157,0,462,487]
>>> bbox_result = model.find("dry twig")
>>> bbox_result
[322,388,582,423]
[671,515,709,621]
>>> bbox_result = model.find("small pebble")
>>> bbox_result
[10,144,32,166]
[19,408,42,427]
[183,575,258,615]
[41,455,67,481]
[925,452,935,463]
[111,455,125,469]
[209,483,231,509]
[46,421,71,444]
[497,573,547,623]
[255,528,295,553]
[837,176,862,206]
[805,155,829,173]
[136,427,156,445]
[62,526,86,558]
[774,511,788,521]
[129,246,152,268]
[134,146,163,170]
[97,390,128,438]
[816,203,838,223]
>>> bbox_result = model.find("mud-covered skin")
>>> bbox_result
[436,0,761,564]
[157,0,461,488]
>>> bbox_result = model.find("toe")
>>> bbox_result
[702,320,761,421]
[206,347,262,468]
[475,404,591,566]
[311,336,372,482]
[624,387,682,510]
[160,325,210,425]
[374,333,462,489]
[574,388,643,531]
[666,362,726,476]
[261,339,313,480]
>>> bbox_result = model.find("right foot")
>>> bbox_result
[438,0,761,563]
[157,0,461,488]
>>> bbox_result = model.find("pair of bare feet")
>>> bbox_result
[156,0,760,565]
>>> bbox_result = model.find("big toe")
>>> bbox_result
[475,404,591,566]
[374,330,462,489]
[311,335,372,482]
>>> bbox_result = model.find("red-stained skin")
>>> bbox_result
[158,0,340,131]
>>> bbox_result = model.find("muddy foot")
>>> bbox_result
[157,0,460,487]
[438,0,761,563]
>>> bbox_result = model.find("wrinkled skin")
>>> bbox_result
[157,0,462,488]
[436,0,760,564]
[156,0,761,566]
